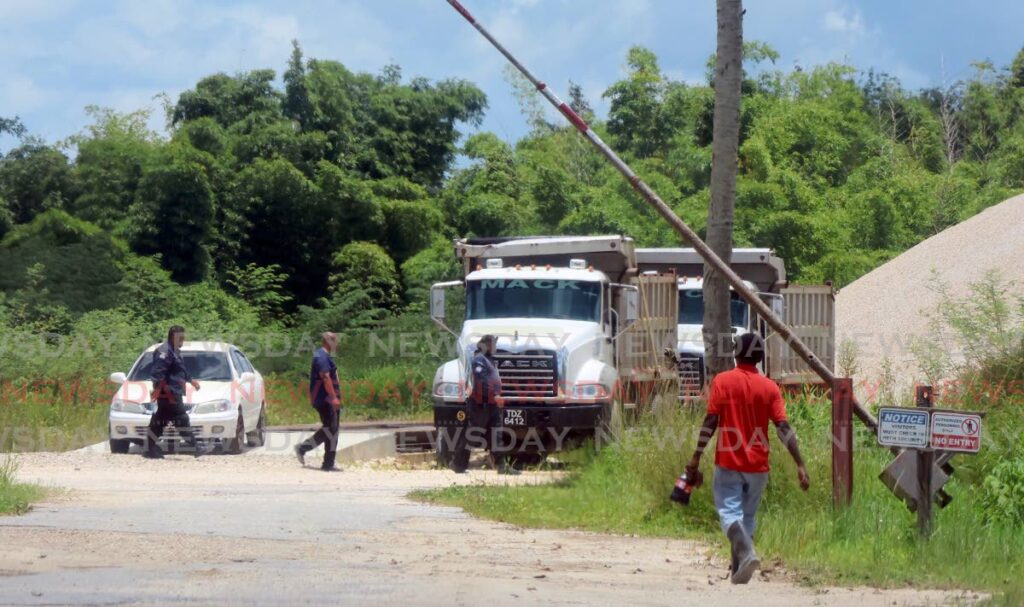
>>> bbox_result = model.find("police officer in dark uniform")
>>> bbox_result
[450,335,517,474]
[295,332,342,471]
[144,325,203,459]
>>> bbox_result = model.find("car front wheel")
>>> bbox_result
[225,409,245,455]
[109,438,131,454]
[246,405,266,447]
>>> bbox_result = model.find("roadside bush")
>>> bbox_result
[980,433,1024,527]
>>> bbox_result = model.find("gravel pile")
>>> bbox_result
[835,193,1024,399]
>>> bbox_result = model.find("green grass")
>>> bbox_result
[413,395,1024,606]
[0,457,43,515]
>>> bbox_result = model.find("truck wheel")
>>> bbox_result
[435,427,456,467]
[109,438,131,454]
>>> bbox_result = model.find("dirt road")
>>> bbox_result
[0,450,973,606]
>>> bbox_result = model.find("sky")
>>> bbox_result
[2,0,1023,154]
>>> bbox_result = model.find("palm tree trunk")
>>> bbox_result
[703,0,743,380]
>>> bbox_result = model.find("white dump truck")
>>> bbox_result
[429,236,677,464]
[636,248,835,396]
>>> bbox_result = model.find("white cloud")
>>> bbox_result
[823,8,865,35]
[0,0,77,23]
[0,75,51,109]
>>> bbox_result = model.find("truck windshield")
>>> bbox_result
[466,278,602,322]
[679,289,749,329]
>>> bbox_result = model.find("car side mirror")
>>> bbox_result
[109,372,127,384]
[239,372,255,383]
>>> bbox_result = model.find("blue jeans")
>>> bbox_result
[713,466,769,537]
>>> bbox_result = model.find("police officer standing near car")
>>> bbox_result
[295,332,342,471]
[144,325,204,459]
[450,335,518,475]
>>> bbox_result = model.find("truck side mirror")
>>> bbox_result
[430,287,446,322]
[624,289,639,323]
[759,292,784,323]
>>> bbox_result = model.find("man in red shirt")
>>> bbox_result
[685,333,810,584]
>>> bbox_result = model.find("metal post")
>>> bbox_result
[915,385,933,538]
[445,0,879,433]
[832,378,853,508]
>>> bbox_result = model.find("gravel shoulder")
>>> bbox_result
[0,451,975,606]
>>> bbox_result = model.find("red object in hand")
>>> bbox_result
[670,472,701,505]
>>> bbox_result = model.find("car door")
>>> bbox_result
[230,349,257,427]
[238,350,264,420]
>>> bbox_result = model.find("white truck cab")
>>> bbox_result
[429,236,676,464]
[673,276,763,393]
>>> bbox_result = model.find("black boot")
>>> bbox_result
[189,438,208,458]
[727,522,760,584]
[142,440,165,459]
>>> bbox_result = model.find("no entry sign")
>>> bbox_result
[930,411,982,453]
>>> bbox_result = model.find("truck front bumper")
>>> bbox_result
[433,401,609,430]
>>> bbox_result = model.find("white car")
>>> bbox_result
[107,341,267,454]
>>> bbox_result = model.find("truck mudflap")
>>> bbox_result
[433,401,609,431]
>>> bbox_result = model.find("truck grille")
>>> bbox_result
[493,350,557,398]
[678,354,705,398]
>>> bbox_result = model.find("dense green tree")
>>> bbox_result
[0,210,127,313]
[172,70,281,128]
[0,116,26,138]
[283,40,315,131]
[299,241,402,332]
[315,161,385,243]
[5,40,1024,333]
[127,145,215,282]
[603,46,675,159]
[0,140,76,224]
[224,263,292,324]
[400,236,462,306]
[69,107,160,231]
[328,241,402,312]
[230,157,330,306]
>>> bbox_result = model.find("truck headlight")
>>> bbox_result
[433,382,464,399]
[110,399,148,414]
[193,399,232,415]
[571,383,609,400]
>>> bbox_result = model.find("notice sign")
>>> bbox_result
[930,411,982,453]
[878,407,930,449]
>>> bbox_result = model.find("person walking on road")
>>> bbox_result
[144,325,204,459]
[684,333,810,584]
[296,332,342,471]
[450,335,517,475]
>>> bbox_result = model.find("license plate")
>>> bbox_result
[503,409,525,426]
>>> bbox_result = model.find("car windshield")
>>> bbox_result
[679,289,749,329]
[128,350,234,382]
[466,278,602,322]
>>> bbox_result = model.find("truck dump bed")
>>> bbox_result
[635,248,786,293]
[456,236,636,283]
